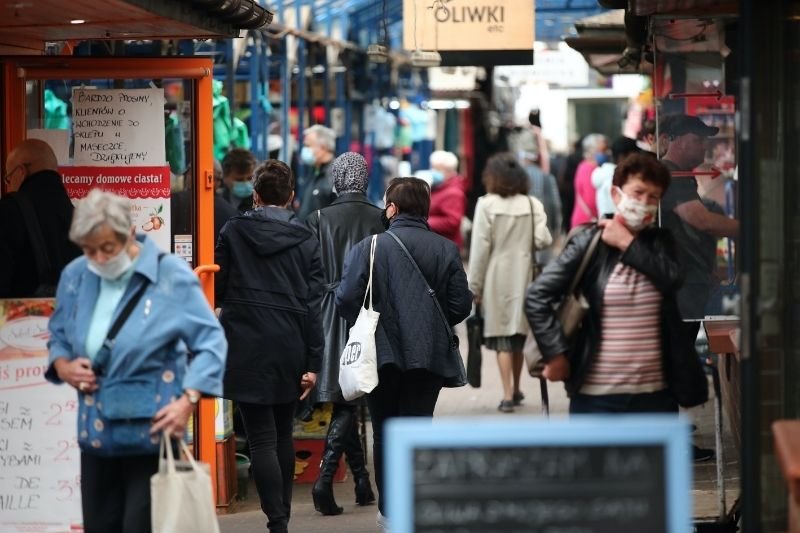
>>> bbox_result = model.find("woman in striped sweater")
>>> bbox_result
[526,152,692,414]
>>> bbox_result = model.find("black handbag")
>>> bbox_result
[465,306,483,388]
[663,299,709,408]
[385,231,467,388]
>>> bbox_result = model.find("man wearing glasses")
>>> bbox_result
[0,139,80,297]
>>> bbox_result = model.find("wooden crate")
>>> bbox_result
[215,435,238,511]
[294,437,347,484]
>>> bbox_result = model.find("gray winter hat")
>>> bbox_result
[332,152,369,194]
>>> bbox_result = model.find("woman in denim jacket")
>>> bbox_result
[46,189,227,533]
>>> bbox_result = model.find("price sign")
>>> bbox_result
[0,299,83,532]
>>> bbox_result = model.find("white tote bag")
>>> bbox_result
[151,435,221,533]
[339,235,380,401]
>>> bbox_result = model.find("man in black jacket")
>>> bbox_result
[0,139,80,297]
[297,125,336,221]
[306,152,383,516]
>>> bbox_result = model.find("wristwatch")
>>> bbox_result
[184,390,201,406]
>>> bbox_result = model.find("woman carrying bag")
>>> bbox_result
[336,177,472,532]
[468,153,552,413]
[526,152,707,414]
[46,189,227,533]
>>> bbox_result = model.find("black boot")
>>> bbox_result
[311,407,350,516]
[345,410,376,506]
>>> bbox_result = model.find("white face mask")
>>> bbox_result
[88,246,133,280]
[615,188,658,232]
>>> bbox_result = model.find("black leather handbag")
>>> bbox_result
[465,306,483,388]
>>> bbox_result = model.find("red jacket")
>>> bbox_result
[428,176,467,248]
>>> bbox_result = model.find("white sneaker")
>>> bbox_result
[376,510,391,533]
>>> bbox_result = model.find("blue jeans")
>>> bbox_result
[569,389,678,414]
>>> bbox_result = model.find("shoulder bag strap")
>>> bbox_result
[11,191,54,283]
[102,252,166,352]
[528,197,538,280]
[385,231,452,334]
[566,228,602,296]
[361,235,377,310]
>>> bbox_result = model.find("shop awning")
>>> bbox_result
[0,0,273,54]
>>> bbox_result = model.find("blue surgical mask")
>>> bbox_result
[595,152,610,165]
[430,170,445,187]
[301,146,316,165]
[232,180,254,199]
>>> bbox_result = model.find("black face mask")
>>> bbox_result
[529,110,541,128]
[380,208,392,230]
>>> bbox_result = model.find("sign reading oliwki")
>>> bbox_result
[402,0,534,65]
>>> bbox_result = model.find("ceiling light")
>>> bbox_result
[70,19,86,24]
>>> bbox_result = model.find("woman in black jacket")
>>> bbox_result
[306,152,382,515]
[216,160,323,533]
[526,153,699,414]
[336,177,473,530]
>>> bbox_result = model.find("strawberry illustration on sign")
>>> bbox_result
[142,204,165,232]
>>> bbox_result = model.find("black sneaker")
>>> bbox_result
[512,391,525,406]
[693,445,715,463]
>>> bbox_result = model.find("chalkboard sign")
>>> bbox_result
[386,416,691,533]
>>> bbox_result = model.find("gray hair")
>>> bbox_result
[429,150,458,171]
[69,189,133,244]
[582,133,607,158]
[304,124,336,153]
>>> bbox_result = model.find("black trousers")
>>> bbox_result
[367,366,443,515]
[239,401,296,533]
[81,452,160,533]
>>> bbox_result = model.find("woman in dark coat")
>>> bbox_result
[306,152,382,515]
[216,160,324,533]
[336,177,473,531]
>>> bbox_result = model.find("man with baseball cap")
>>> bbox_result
[660,114,739,463]
[661,114,739,319]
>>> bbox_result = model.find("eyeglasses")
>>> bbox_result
[2,164,22,185]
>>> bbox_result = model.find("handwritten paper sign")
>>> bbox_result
[60,166,172,253]
[386,416,692,533]
[0,299,82,533]
[72,88,166,167]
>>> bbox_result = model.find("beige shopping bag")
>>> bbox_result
[151,434,221,533]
